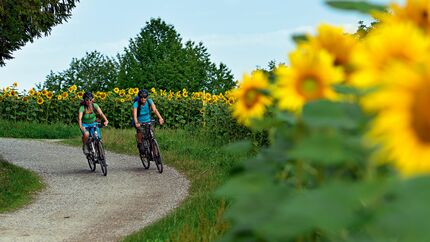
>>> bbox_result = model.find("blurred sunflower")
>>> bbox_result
[113,87,119,93]
[77,91,84,99]
[307,24,358,78]
[13,82,18,87]
[232,71,272,126]
[377,0,430,32]
[128,88,134,95]
[364,62,430,176]
[10,90,16,96]
[133,88,139,95]
[183,89,188,98]
[42,89,47,96]
[22,96,29,102]
[273,46,344,111]
[57,95,63,101]
[151,87,157,95]
[68,85,77,92]
[351,22,430,87]
[99,92,107,100]
[36,97,44,105]
[62,92,68,99]
[119,89,125,97]
[228,97,235,105]
[120,98,125,103]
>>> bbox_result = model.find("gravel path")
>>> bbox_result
[0,138,189,242]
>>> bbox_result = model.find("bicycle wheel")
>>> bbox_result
[87,141,96,171]
[151,139,163,173]
[87,155,96,171]
[97,141,107,176]
[139,141,150,169]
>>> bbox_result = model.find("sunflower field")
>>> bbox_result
[0,83,236,130]
[217,1,430,241]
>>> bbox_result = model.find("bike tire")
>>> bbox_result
[138,142,150,169]
[97,141,108,176]
[151,139,163,173]
[87,155,96,171]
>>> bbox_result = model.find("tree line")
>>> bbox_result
[40,18,236,93]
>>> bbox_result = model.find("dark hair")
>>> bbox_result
[138,89,149,99]
[82,92,93,107]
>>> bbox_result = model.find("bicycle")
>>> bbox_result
[137,119,163,173]
[84,123,107,176]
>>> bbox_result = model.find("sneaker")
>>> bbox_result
[83,144,89,154]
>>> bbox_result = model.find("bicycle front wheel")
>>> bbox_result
[97,141,107,176]
[151,139,163,173]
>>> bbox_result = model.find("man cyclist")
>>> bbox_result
[78,92,109,154]
[132,89,164,151]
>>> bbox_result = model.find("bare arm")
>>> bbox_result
[133,107,140,128]
[96,107,109,126]
[78,112,84,131]
[151,102,164,125]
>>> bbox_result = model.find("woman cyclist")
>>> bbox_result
[132,89,164,150]
[78,91,109,154]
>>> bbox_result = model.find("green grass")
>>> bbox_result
[0,119,80,139]
[0,158,44,212]
[64,126,249,242]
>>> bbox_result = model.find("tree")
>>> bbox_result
[118,18,235,93]
[0,0,79,66]
[41,50,119,92]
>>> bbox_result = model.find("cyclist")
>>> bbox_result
[132,89,164,150]
[78,91,109,154]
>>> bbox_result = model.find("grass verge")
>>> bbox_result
[0,119,80,139]
[0,158,44,213]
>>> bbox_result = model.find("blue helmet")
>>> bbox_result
[138,89,149,98]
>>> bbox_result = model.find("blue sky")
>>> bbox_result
[1,0,392,91]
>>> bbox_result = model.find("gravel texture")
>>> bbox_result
[0,138,189,242]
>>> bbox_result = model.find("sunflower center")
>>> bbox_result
[411,86,430,143]
[244,89,259,108]
[297,77,323,100]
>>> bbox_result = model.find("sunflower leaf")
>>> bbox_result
[292,34,308,44]
[325,0,387,14]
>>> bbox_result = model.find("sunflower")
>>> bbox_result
[22,96,29,102]
[28,89,35,96]
[307,24,358,69]
[36,97,44,105]
[41,89,47,96]
[62,92,68,99]
[57,95,63,101]
[13,82,17,87]
[232,71,272,126]
[228,97,235,105]
[351,22,430,88]
[77,91,84,99]
[10,90,16,96]
[183,89,188,98]
[273,46,344,111]
[46,91,53,100]
[119,89,125,97]
[363,61,430,176]
[133,88,139,95]
[377,0,430,32]
[99,92,107,100]
[151,87,157,95]
[113,87,119,93]
[128,88,134,95]
[120,98,125,103]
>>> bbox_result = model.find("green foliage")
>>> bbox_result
[41,50,119,92]
[118,18,236,93]
[325,0,387,14]
[0,159,44,212]
[0,0,79,66]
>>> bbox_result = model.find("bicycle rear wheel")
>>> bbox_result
[97,141,107,176]
[151,139,163,173]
